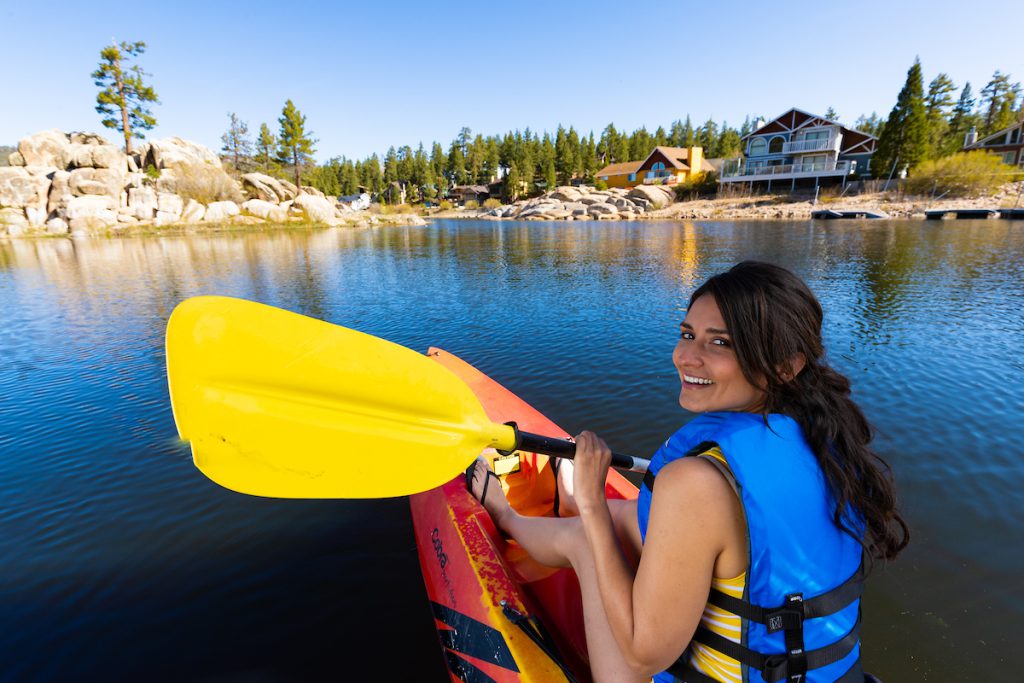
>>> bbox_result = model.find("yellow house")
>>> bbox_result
[596,147,710,189]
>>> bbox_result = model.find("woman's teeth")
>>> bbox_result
[684,375,714,385]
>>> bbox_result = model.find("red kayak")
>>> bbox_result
[410,348,639,682]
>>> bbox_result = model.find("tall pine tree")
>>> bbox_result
[275,99,316,190]
[875,58,929,178]
[924,73,957,159]
[942,83,980,155]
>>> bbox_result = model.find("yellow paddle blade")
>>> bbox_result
[166,296,516,498]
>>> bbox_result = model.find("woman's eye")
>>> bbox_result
[680,330,695,340]
[711,338,730,347]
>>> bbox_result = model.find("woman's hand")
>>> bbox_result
[572,431,612,515]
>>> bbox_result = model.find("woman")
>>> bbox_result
[469,261,909,683]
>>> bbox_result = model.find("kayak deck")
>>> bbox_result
[410,348,638,682]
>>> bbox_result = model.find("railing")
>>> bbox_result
[721,160,852,179]
[782,136,841,154]
[642,174,677,185]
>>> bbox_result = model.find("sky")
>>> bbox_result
[2,0,1022,161]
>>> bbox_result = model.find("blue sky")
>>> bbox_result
[2,1,1022,160]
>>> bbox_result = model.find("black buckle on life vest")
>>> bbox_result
[765,593,804,633]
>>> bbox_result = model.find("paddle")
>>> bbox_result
[166,296,649,499]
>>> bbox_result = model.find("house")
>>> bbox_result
[719,108,877,192]
[449,184,491,205]
[596,146,714,189]
[962,120,1024,167]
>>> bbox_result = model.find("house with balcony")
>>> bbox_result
[719,108,877,192]
[597,146,716,189]
[962,120,1024,167]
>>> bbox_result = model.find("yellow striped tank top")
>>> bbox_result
[688,447,744,683]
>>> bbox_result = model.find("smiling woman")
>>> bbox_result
[470,260,909,683]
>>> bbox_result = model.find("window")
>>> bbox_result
[628,173,636,182]
[652,161,666,177]
[1003,152,1017,166]
[801,129,830,141]
[768,137,784,154]
[987,133,1007,147]
[601,176,608,181]
[748,138,767,156]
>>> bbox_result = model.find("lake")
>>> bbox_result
[1,218,1021,681]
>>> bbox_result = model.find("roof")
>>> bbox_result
[742,107,878,142]
[965,118,1024,149]
[596,160,643,176]
[645,146,696,170]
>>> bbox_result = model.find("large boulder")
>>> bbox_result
[587,202,618,216]
[48,171,72,216]
[627,185,674,209]
[203,201,240,222]
[549,186,583,202]
[69,168,123,199]
[241,198,288,223]
[157,192,183,217]
[0,167,50,211]
[180,199,206,223]
[66,195,116,230]
[128,187,157,220]
[292,193,341,225]
[241,173,298,203]
[144,137,222,171]
[0,207,28,234]
[17,129,69,168]
[63,143,125,170]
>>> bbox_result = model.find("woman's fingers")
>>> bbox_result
[573,431,612,512]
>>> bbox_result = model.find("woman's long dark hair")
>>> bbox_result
[690,261,909,561]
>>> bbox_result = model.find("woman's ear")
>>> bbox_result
[779,353,806,382]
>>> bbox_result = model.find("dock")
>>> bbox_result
[924,209,1002,220]
[810,209,889,220]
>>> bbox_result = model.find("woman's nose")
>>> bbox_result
[674,341,700,367]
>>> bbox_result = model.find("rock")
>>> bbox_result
[1,207,28,233]
[69,168,123,199]
[69,215,115,232]
[241,173,298,203]
[627,185,674,209]
[180,199,205,223]
[157,192,183,217]
[549,187,583,202]
[155,169,178,194]
[125,172,146,189]
[154,211,180,226]
[203,201,240,222]
[48,171,72,216]
[300,185,325,199]
[46,217,69,234]
[69,132,109,145]
[128,187,157,220]
[572,208,589,217]
[25,206,47,226]
[242,198,288,223]
[229,215,265,225]
[0,167,50,210]
[117,214,139,224]
[8,151,25,166]
[66,195,116,221]
[62,143,125,170]
[587,202,618,216]
[145,137,223,170]
[578,197,602,206]
[293,193,341,225]
[17,129,69,168]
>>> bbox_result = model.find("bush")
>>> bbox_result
[905,151,1023,198]
[464,199,479,210]
[482,198,502,209]
[594,179,608,191]
[438,200,453,210]
[674,171,719,201]
[144,164,161,180]
[173,163,242,204]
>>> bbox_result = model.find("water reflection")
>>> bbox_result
[1,219,1023,681]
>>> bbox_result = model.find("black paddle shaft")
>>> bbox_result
[502,424,650,474]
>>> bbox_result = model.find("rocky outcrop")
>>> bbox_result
[482,185,676,221]
[1,130,422,237]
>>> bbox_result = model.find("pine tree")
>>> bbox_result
[581,133,598,181]
[824,107,840,121]
[275,99,317,190]
[92,40,159,154]
[698,119,718,156]
[717,125,742,159]
[220,112,253,172]
[875,58,929,177]
[446,140,467,185]
[255,123,277,172]
[504,162,521,201]
[682,116,696,146]
[630,127,653,160]
[980,71,1022,135]
[924,73,957,159]
[943,83,980,155]
[853,113,884,138]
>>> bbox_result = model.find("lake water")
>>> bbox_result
[1,219,1022,682]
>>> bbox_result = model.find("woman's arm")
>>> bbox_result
[573,433,742,677]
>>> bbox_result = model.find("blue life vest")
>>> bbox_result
[637,412,865,683]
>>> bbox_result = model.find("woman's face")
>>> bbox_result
[672,293,764,414]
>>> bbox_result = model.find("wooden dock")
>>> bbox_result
[924,209,1009,220]
[810,209,889,220]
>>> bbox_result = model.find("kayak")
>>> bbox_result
[410,348,639,683]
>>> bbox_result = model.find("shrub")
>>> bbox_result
[482,198,502,209]
[438,200,453,210]
[594,179,608,191]
[144,164,161,180]
[905,151,1023,198]
[173,163,243,204]
[674,171,719,201]
[464,199,480,210]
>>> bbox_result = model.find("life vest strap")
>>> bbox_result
[670,657,864,683]
[675,610,861,683]
[707,557,864,626]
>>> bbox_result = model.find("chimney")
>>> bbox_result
[964,127,978,147]
[753,118,766,132]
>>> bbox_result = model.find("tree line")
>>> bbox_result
[91,40,1022,202]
